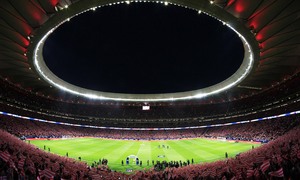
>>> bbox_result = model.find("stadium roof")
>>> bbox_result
[0,0,299,105]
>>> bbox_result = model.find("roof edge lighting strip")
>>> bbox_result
[31,0,258,102]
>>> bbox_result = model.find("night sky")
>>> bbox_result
[43,3,244,94]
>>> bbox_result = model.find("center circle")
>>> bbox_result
[43,3,244,94]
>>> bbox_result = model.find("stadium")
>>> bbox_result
[0,0,299,179]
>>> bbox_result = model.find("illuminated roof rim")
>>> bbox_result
[29,0,259,102]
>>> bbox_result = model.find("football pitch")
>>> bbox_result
[29,138,260,173]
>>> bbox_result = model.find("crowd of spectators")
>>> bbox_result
[203,115,299,142]
[0,73,300,179]
[1,73,300,124]
[1,96,300,128]
[0,115,299,179]
[0,114,298,142]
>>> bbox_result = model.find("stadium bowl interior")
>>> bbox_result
[0,0,299,179]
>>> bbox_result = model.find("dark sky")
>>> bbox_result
[43,3,244,94]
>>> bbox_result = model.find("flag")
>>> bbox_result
[254,155,265,163]
[39,169,55,179]
[201,170,210,177]
[246,169,254,178]
[26,159,36,174]
[253,169,260,177]
[269,168,284,177]
[260,160,270,173]
[18,157,26,169]
[0,151,10,162]
[91,174,101,179]
[27,165,35,174]
[8,159,17,171]
[209,169,217,177]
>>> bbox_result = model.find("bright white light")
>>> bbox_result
[64,5,68,8]
[32,1,256,102]
[85,94,99,99]
[164,1,168,5]
[210,0,214,4]
[142,105,150,110]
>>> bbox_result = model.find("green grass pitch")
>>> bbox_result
[29,138,260,173]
